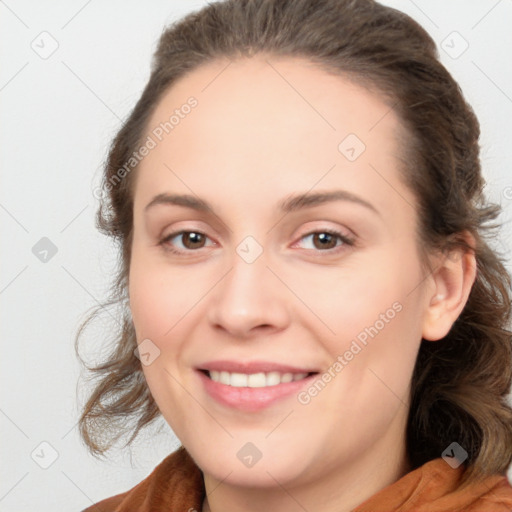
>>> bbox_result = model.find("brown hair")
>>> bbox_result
[76,0,512,487]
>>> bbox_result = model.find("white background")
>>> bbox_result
[1,1,511,510]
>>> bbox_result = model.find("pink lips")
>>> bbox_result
[196,360,319,412]
[198,359,318,374]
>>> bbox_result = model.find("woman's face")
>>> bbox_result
[129,56,433,489]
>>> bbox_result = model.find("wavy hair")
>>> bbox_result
[76,0,512,487]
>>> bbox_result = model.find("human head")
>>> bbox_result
[78,0,512,488]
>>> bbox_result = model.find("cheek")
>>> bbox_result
[290,244,425,408]
[128,252,199,423]
[337,267,424,418]
[281,244,424,347]
[128,250,204,342]
[129,239,425,352]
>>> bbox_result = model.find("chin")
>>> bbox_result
[188,440,310,488]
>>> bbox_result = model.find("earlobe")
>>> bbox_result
[422,236,477,341]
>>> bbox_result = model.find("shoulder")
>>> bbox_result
[81,446,204,512]
[424,458,512,508]
[354,457,512,511]
[411,458,512,511]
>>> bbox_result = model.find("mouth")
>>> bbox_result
[196,364,320,412]
[199,369,318,387]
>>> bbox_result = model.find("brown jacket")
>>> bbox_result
[83,446,512,511]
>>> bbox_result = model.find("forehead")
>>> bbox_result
[135,55,412,220]
[148,54,401,152]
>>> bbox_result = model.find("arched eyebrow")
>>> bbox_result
[278,190,380,216]
[144,190,380,216]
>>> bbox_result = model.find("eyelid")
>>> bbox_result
[159,226,355,256]
[291,227,355,252]
[159,229,216,253]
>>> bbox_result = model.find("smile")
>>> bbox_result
[196,365,319,412]
[206,370,312,387]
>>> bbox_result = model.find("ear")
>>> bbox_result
[422,232,477,341]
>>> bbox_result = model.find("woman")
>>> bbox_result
[78,0,512,510]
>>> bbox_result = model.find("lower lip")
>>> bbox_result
[197,370,317,412]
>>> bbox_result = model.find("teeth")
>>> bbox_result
[247,372,266,387]
[208,370,309,387]
[230,372,248,387]
[266,371,281,386]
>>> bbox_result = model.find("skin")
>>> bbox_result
[128,55,476,512]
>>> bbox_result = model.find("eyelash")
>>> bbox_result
[158,229,355,256]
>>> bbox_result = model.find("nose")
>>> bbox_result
[206,251,290,340]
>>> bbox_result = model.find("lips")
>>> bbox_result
[196,360,320,411]
[198,360,319,374]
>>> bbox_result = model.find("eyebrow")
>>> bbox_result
[144,190,380,216]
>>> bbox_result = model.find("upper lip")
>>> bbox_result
[197,360,319,374]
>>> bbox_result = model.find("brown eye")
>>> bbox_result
[297,230,354,252]
[311,232,338,250]
[181,232,206,249]
[160,230,214,254]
